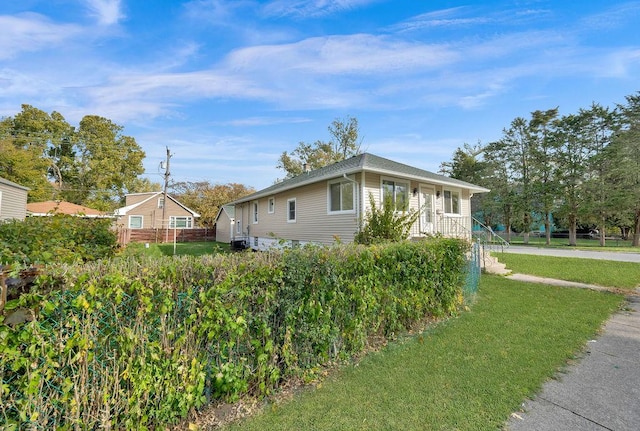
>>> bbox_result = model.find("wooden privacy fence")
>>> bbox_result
[117,227,216,246]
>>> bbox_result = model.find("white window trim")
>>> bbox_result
[442,188,462,216]
[287,198,297,223]
[157,197,165,209]
[252,201,259,224]
[236,220,241,234]
[268,197,275,214]
[327,177,356,215]
[128,215,143,229]
[169,216,193,228]
[380,176,410,211]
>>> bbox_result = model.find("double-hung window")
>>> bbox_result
[287,198,296,222]
[169,216,193,228]
[129,215,143,229]
[443,189,460,215]
[382,179,409,211]
[328,179,355,213]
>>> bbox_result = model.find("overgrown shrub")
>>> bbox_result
[0,238,469,429]
[355,193,420,244]
[0,215,118,264]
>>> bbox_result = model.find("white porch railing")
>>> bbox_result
[410,214,472,240]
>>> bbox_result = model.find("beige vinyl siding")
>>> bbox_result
[237,170,474,246]
[362,173,420,213]
[215,211,234,243]
[246,180,360,245]
[124,193,160,206]
[0,180,28,221]
[363,173,471,219]
[121,197,194,229]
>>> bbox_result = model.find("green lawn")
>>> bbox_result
[494,253,640,290]
[507,235,634,250]
[223,276,623,431]
[120,241,231,258]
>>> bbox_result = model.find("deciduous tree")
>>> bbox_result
[170,181,255,227]
[277,117,362,178]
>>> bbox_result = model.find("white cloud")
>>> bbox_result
[579,1,640,31]
[263,0,379,18]
[0,13,81,60]
[219,116,312,127]
[84,0,124,26]
[224,34,458,75]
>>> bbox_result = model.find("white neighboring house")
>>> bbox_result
[114,192,200,229]
[231,153,489,251]
[214,205,235,243]
[0,176,29,222]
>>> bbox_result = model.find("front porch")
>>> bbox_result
[410,214,472,240]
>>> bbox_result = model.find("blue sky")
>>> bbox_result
[1,1,639,190]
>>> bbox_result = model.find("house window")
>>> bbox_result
[443,190,460,214]
[157,197,165,209]
[328,179,355,213]
[287,198,296,223]
[252,201,259,224]
[268,197,275,214]
[236,220,241,234]
[169,216,193,228]
[382,179,409,211]
[129,215,143,229]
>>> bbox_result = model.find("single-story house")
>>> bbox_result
[0,177,29,222]
[114,192,200,229]
[231,153,489,250]
[27,200,109,218]
[214,205,235,243]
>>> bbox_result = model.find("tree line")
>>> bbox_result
[0,104,150,211]
[440,92,640,247]
[0,105,255,223]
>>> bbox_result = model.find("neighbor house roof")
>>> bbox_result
[114,192,200,217]
[0,176,30,191]
[27,200,108,217]
[232,153,490,204]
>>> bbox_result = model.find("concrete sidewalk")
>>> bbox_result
[506,294,640,431]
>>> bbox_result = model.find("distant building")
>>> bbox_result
[0,177,29,221]
[114,192,200,229]
[26,201,109,218]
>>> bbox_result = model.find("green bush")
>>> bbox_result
[0,238,469,429]
[0,215,118,264]
[355,193,420,244]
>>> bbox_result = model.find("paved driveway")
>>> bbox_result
[501,245,640,263]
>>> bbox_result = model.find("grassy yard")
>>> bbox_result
[494,253,640,290]
[223,276,623,431]
[119,241,231,257]
[507,235,634,250]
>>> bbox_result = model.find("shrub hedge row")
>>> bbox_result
[0,238,468,430]
[0,215,118,264]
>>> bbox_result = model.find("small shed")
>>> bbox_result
[0,177,29,221]
[214,205,235,243]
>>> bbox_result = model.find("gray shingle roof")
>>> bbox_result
[232,153,489,204]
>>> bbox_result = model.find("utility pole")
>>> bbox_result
[161,146,171,229]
